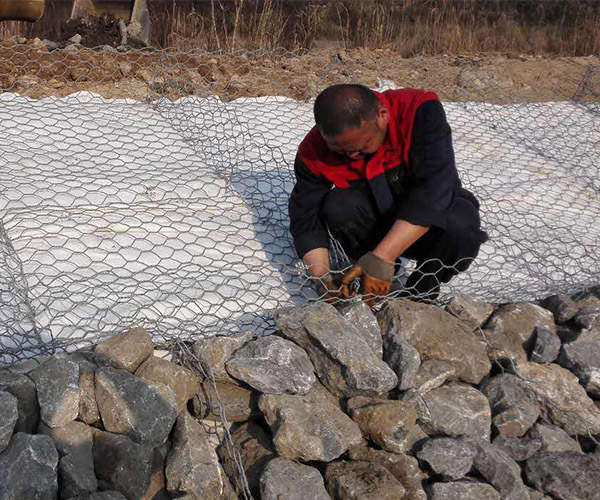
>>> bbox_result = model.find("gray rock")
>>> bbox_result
[92,428,153,500]
[559,337,600,389]
[69,492,128,500]
[539,294,579,324]
[324,461,405,500]
[525,452,600,500]
[412,360,456,394]
[514,361,600,435]
[225,336,315,395]
[528,423,582,452]
[93,327,154,372]
[70,352,100,425]
[530,326,561,363]
[481,302,556,363]
[446,296,494,330]
[582,367,600,396]
[382,333,421,391]
[492,436,542,462]
[192,331,254,383]
[420,385,492,440]
[377,299,490,384]
[259,381,362,462]
[346,447,426,500]
[340,302,384,358]
[39,420,97,498]
[217,421,276,498]
[135,355,201,413]
[260,457,330,500]
[0,372,39,433]
[470,439,531,500]
[41,39,58,51]
[95,367,178,446]
[573,296,600,330]
[0,432,58,500]
[193,380,260,423]
[166,411,223,500]
[480,374,540,438]
[347,397,426,454]
[68,34,82,44]
[430,482,501,500]
[416,437,477,480]
[0,391,18,453]
[275,303,397,397]
[30,355,80,427]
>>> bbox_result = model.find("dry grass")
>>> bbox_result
[1,0,599,56]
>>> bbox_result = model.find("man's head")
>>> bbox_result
[314,84,389,159]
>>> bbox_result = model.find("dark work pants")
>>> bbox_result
[321,186,488,300]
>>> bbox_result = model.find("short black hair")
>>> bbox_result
[314,84,379,137]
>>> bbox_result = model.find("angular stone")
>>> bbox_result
[481,302,556,363]
[30,355,80,427]
[430,482,501,500]
[416,437,477,480]
[92,428,153,500]
[480,374,540,438]
[514,362,600,435]
[192,331,254,383]
[470,439,531,500]
[135,355,201,413]
[70,352,100,425]
[0,372,40,433]
[225,336,315,395]
[382,333,420,391]
[412,360,456,394]
[260,457,330,500]
[525,452,600,500]
[347,397,425,454]
[95,367,178,446]
[217,421,276,498]
[0,433,58,500]
[166,411,223,499]
[93,327,154,373]
[539,294,579,324]
[377,299,490,384]
[324,461,405,500]
[259,381,362,462]
[340,302,384,358]
[492,436,542,462]
[70,492,128,500]
[347,447,426,500]
[582,367,600,397]
[39,420,97,498]
[0,391,18,454]
[275,303,397,396]
[420,385,492,440]
[193,380,260,423]
[446,296,494,330]
[573,295,600,331]
[528,423,582,452]
[530,326,561,363]
[559,337,600,389]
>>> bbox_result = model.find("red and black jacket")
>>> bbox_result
[289,88,477,258]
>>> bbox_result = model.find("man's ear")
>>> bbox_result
[376,104,389,130]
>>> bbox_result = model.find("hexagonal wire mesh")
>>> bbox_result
[0,45,599,364]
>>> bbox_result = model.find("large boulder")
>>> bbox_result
[492,436,542,462]
[324,460,405,500]
[0,391,18,454]
[259,381,362,462]
[530,327,561,363]
[0,372,40,433]
[225,336,315,395]
[377,299,490,384]
[0,433,58,500]
[93,327,154,372]
[192,332,254,383]
[528,423,581,452]
[30,355,80,428]
[416,437,477,481]
[275,303,397,397]
[525,452,600,500]
[382,332,421,391]
[95,367,178,446]
[514,361,600,435]
[260,457,330,500]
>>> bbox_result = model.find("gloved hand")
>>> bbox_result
[313,274,343,304]
[341,252,394,307]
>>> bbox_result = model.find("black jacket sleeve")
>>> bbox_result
[289,154,333,258]
[396,99,460,230]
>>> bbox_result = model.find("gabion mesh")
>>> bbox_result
[0,45,599,363]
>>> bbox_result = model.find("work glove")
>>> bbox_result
[341,252,394,307]
[313,274,343,304]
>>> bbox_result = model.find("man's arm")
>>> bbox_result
[372,220,429,262]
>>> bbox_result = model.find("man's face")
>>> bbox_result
[323,105,389,160]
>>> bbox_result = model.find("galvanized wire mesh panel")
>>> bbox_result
[0,45,599,363]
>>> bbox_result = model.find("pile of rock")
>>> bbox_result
[1,291,600,499]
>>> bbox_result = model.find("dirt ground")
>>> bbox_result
[0,35,598,103]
